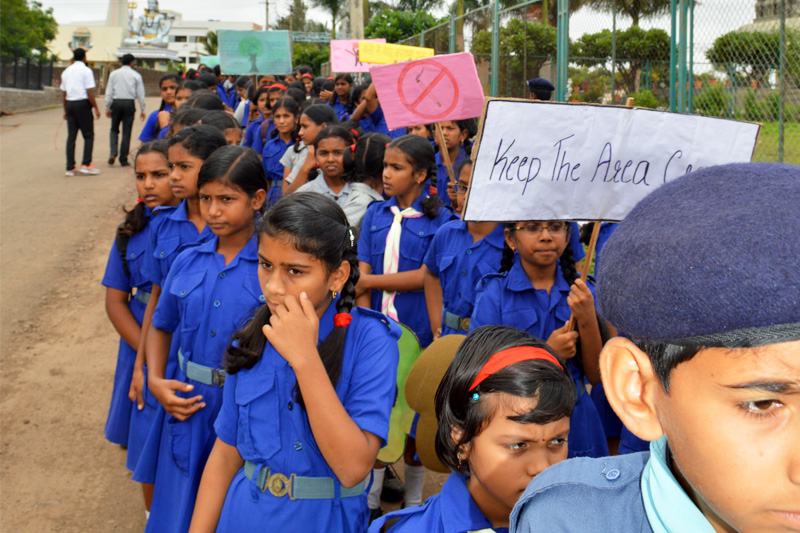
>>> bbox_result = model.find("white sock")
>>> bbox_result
[404,464,425,507]
[145,510,150,520]
[367,467,385,510]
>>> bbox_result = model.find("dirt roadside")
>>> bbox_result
[0,100,445,532]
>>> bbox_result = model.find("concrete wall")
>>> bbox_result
[0,86,63,113]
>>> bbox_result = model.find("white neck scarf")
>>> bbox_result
[381,205,423,321]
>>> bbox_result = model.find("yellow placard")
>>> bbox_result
[358,41,435,65]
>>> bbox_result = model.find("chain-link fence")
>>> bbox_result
[354,0,799,163]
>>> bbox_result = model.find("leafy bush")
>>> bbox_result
[364,10,446,43]
[694,86,731,117]
[628,89,660,108]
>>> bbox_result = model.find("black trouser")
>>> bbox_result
[109,99,136,164]
[65,99,94,170]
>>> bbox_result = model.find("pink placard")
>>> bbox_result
[369,52,485,131]
[330,39,386,73]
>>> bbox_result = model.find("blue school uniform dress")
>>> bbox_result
[332,100,349,121]
[369,473,507,533]
[101,210,158,471]
[358,195,455,348]
[423,220,505,336]
[242,116,263,149]
[261,135,293,207]
[216,83,237,108]
[139,105,171,142]
[470,255,608,459]
[145,234,264,533]
[362,105,405,139]
[435,148,466,208]
[156,124,169,140]
[250,118,274,157]
[213,303,401,532]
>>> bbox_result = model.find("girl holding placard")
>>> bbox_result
[469,220,610,459]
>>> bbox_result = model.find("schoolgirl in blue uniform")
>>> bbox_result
[283,104,338,195]
[139,74,179,143]
[152,80,202,141]
[435,119,475,209]
[144,146,268,532]
[330,73,354,121]
[131,127,228,488]
[469,221,610,459]
[242,87,270,149]
[102,141,178,514]
[356,134,455,349]
[351,83,405,140]
[423,159,505,339]
[190,193,400,532]
[370,326,575,533]
[261,97,299,207]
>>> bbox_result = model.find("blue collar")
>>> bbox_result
[507,255,572,295]
[194,232,259,262]
[439,473,494,533]
[384,192,429,213]
[641,437,716,533]
[167,199,190,222]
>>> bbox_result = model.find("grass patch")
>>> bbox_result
[752,121,800,165]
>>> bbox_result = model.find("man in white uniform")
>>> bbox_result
[61,48,101,176]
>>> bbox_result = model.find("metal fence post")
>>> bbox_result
[669,0,676,111]
[556,0,569,101]
[611,10,616,104]
[450,17,456,53]
[778,0,785,162]
[677,0,688,112]
[491,0,500,97]
[688,0,694,113]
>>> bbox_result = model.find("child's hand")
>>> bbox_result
[262,292,320,369]
[129,364,146,411]
[547,324,578,360]
[319,90,333,100]
[433,327,442,341]
[149,376,205,421]
[302,145,316,168]
[567,279,596,324]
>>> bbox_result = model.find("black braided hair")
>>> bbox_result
[388,134,444,219]
[224,193,358,410]
[499,223,516,273]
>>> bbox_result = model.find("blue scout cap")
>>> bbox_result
[597,162,800,347]
[527,78,555,92]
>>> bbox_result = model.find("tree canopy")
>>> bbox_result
[580,0,670,26]
[364,10,447,43]
[706,29,800,87]
[1,0,58,59]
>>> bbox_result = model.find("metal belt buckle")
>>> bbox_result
[459,317,471,331]
[212,368,225,387]
[265,472,295,499]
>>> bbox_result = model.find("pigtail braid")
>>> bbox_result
[558,235,580,287]
[499,229,515,273]
[224,304,272,374]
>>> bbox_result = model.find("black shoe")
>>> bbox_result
[108,157,115,165]
[380,465,405,503]
[120,161,130,167]
[368,507,383,524]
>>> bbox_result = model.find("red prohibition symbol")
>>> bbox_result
[397,60,460,121]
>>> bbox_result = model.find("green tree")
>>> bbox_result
[1,0,58,59]
[706,30,800,88]
[274,0,328,32]
[292,43,330,74]
[309,0,347,39]
[580,0,670,26]
[364,9,446,43]
[202,31,218,55]
[473,19,558,98]
[573,26,670,94]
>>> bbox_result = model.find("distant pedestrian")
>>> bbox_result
[106,54,145,167]
[61,48,101,176]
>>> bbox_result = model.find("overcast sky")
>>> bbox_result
[42,0,758,68]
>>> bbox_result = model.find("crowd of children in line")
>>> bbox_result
[100,62,800,533]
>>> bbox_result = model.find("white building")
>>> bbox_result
[165,14,262,71]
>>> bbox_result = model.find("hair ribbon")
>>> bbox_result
[334,313,352,328]
[350,144,357,153]
[469,346,563,392]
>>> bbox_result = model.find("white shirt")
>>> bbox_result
[279,141,308,184]
[105,65,146,112]
[342,182,384,229]
[60,61,95,101]
[296,178,352,207]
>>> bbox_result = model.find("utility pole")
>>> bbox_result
[350,0,364,39]
[265,0,269,30]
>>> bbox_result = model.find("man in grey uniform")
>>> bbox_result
[105,53,145,166]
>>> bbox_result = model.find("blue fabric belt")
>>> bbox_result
[272,179,283,185]
[244,461,367,500]
[135,290,151,305]
[177,349,226,387]
[443,310,470,332]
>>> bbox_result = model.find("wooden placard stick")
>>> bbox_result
[565,221,602,332]
[434,122,456,200]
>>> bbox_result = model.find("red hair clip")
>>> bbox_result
[350,128,359,139]
[429,186,438,195]
[385,143,390,149]
[137,197,144,203]
[334,313,352,328]
[350,144,356,153]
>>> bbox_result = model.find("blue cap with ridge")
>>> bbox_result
[597,162,800,347]
[527,78,555,92]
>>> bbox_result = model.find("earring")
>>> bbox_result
[457,453,466,471]
[331,290,338,299]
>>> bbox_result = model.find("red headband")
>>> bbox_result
[300,73,313,79]
[469,346,563,391]
[270,83,287,91]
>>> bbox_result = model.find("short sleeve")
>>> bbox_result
[101,240,131,292]
[139,111,159,142]
[151,261,181,332]
[279,146,295,169]
[570,222,586,261]
[423,229,445,276]
[469,277,502,331]
[343,314,400,444]
[141,219,163,286]
[357,204,377,265]
[214,370,239,446]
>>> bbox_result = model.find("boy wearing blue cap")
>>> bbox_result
[511,162,800,532]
